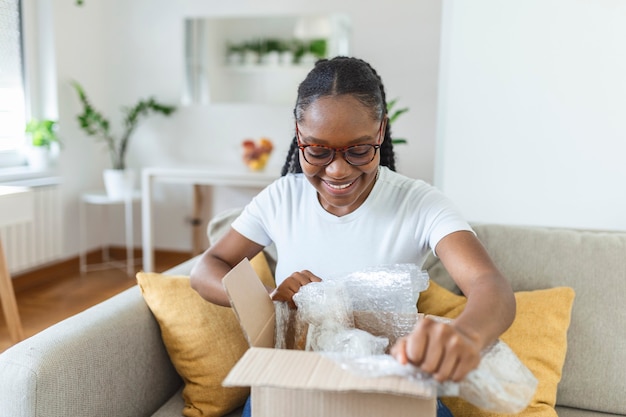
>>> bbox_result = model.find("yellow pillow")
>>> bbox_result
[249,251,276,290]
[137,252,275,417]
[418,281,575,417]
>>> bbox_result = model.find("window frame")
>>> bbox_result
[0,0,50,177]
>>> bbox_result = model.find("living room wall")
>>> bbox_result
[45,0,442,256]
[435,0,626,231]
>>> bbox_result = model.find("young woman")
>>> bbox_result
[190,56,516,416]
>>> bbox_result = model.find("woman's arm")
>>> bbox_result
[392,230,516,382]
[190,228,265,306]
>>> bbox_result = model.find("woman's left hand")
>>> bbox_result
[390,316,482,382]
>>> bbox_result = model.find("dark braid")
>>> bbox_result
[281,56,396,175]
[280,135,302,176]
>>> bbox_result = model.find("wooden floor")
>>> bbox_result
[0,249,192,353]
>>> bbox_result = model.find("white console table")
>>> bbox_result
[0,186,34,344]
[141,166,279,272]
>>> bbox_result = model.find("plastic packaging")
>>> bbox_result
[325,263,430,314]
[337,331,538,413]
[273,264,537,413]
[274,264,429,353]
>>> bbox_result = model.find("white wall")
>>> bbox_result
[43,0,442,255]
[436,0,626,231]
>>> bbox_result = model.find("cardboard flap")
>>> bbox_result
[223,258,275,348]
[224,347,433,398]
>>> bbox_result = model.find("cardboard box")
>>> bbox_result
[222,259,436,417]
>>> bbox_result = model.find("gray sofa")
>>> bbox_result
[1,221,625,417]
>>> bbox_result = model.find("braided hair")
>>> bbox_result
[281,56,396,176]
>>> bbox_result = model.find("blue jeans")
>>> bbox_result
[241,396,454,417]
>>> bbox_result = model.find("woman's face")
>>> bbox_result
[297,95,384,217]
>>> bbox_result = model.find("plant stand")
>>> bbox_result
[79,190,141,276]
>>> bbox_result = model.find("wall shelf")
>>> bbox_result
[183,14,351,106]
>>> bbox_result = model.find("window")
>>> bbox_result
[0,0,26,166]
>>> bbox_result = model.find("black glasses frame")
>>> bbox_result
[295,121,384,167]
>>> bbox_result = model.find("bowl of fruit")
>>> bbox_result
[241,137,274,171]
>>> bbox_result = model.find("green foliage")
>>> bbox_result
[308,39,327,58]
[228,37,326,64]
[25,118,61,149]
[71,81,177,170]
[262,38,286,53]
[387,98,410,145]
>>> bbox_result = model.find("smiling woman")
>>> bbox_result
[190,56,516,417]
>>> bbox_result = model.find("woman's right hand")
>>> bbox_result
[270,270,322,308]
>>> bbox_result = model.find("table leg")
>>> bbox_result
[79,197,87,274]
[192,185,205,255]
[0,239,25,343]
[125,193,134,276]
[141,171,154,272]
[102,205,110,262]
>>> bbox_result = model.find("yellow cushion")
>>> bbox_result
[249,251,276,289]
[418,281,575,417]
[136,253,275,417]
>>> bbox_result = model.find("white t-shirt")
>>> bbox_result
[232,166,472,285]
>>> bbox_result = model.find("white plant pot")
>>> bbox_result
[103,169,135,200]
[279,51,294,66]
[262,51,280,66]
[243,50,259,66]
[24,146,57,171]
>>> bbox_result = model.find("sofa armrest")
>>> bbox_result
[0,286,182,417]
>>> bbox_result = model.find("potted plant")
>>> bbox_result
[71,81,177,199]
[387,98,410,145]
[242,39,262,66]
[260,38,283,65]
[226,42,245,65]
[24,118,62,170]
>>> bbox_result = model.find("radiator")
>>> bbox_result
[0,182,63,274]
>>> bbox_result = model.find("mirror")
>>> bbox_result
[182,14,352,106]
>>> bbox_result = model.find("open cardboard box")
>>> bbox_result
[222,258,436,417]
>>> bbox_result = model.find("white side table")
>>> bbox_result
[79,190,141,276]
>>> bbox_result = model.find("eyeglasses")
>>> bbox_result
[295,121,383,167]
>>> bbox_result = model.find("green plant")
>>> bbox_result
[25,118,62,149]
[290,39,307,63]
[71,81,177,170]
[243,39,263,55]
[262,38,286,53]
[308,39,327,59]
[387,98,410,145]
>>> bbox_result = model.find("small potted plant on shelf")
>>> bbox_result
[260,38,284,66]
[226,42,245,65]
[24,118,62,170]
[242,39,262,66]
[71,80,177,199]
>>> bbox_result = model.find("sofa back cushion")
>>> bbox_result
[425,224,626,415]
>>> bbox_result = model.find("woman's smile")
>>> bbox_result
[323,178,356,192]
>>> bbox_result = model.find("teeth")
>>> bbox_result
[327,181,353,190]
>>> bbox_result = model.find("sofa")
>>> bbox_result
[1,218,625,417]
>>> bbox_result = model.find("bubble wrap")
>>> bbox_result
[334,318,538,413]
[273,264,537,413]
[275,264,428,353]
